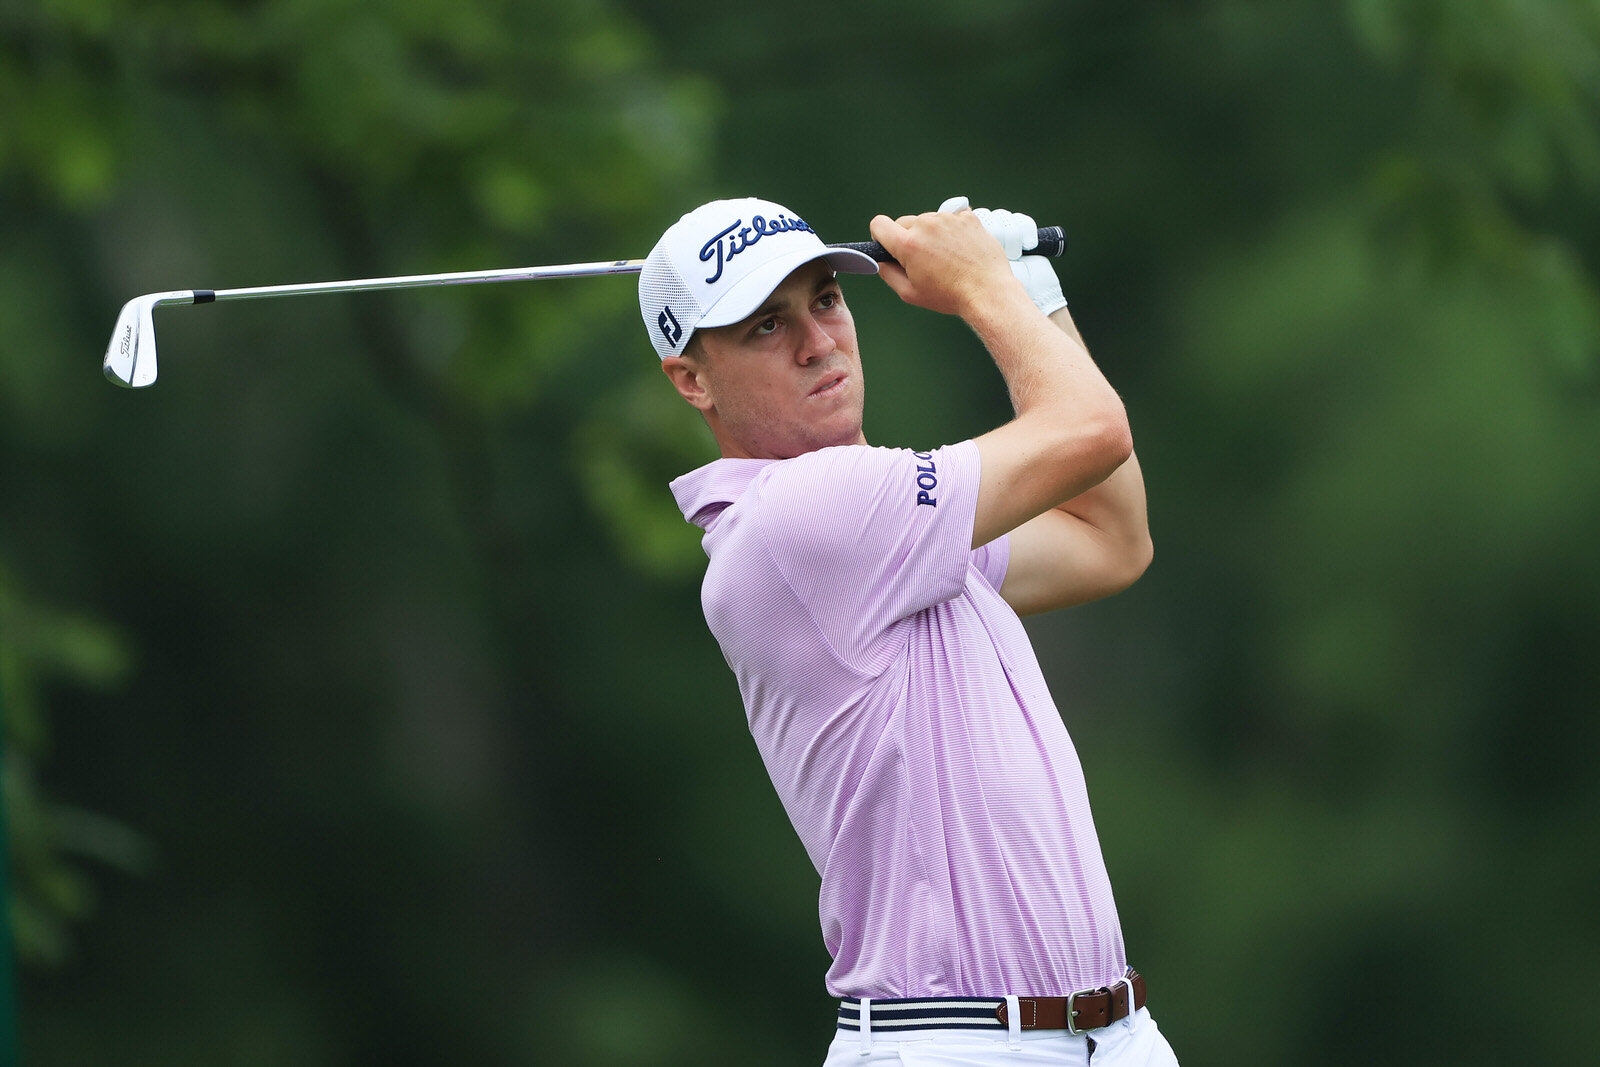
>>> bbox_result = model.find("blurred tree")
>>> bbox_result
[0,569,145,968]
[4,0,724,1062]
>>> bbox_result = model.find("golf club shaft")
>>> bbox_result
[182,227,1066,304]
[194,259,646,304]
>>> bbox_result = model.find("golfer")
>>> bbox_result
[642,196,1177,1066]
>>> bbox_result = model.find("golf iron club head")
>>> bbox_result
[103,291,195,389]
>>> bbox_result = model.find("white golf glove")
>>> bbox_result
[938,195,1067,316]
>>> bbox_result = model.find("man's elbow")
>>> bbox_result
[1079,399,1134,487]
[1100,531,1153,598]
[1016,393,1136,518]
[1126,529,1154,585]
[1059,530,1152,610]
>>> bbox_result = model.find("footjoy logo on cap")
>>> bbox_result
[699,214,815,284]
[658,306,683,347]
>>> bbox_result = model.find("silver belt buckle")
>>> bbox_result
[1065,989,1086,1036]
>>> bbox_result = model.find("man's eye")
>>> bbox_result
[817,292,839,309]
[755,318,778,336]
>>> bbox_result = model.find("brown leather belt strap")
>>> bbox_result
[995,970,1146,1033]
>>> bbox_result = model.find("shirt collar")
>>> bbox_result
[669,457,776,530]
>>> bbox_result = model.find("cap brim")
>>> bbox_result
[696,246,879,330]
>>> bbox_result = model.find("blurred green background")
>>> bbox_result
[4,1,1598,1063]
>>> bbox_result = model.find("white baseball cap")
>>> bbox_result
[639,197,879,360]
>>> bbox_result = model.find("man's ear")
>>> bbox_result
[661,355,713,412]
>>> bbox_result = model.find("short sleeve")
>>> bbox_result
[971,533,1011,592]
[750,441,981,673]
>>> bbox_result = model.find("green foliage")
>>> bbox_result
[1,571,149,967]
[570,372,717,579]
[2,0,1598,1064]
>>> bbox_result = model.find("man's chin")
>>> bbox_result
[809,421,868,454]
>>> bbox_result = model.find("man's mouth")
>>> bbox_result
[809,372,847,398]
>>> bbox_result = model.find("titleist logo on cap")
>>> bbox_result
[699,214,816,283]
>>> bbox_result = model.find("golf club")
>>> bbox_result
[102,227,1067,389]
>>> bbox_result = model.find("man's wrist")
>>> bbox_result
[961,278,1054,338]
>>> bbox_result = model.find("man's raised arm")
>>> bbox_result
[869,208,1136,559]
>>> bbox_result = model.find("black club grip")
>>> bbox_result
[830,225,1067,264]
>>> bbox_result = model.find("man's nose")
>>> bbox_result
[795,314,833,363]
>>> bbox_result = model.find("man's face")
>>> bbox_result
[663,259,866,460]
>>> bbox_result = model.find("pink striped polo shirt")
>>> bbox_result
[670,440,1126,998]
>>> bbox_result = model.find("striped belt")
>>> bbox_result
[837,970,1146,1036]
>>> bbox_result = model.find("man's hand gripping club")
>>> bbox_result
[939,195,1068,317]
[867,207,1033,320]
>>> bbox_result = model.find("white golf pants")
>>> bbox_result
[821,1007,1180,1067]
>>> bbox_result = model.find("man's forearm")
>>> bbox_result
[1043,307,1149,548]
[1046,304,1086,348]
[963,289,1128,453]
[1055,450,1148,542]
